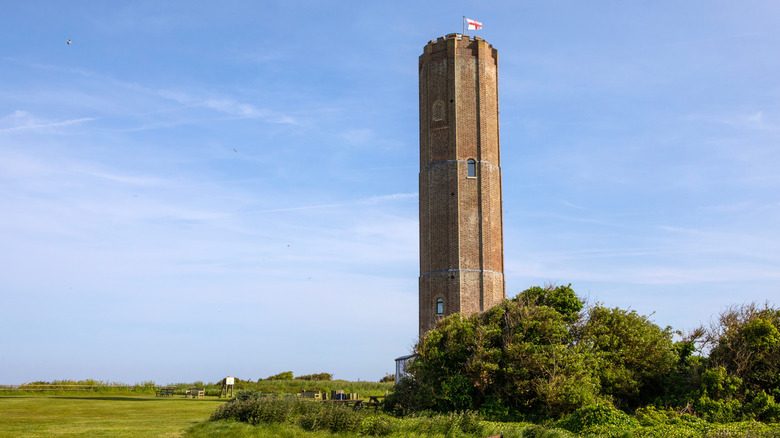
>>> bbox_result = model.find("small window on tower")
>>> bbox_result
[432,100,445,122]
[467,159,477,178]
[436,298,444,315]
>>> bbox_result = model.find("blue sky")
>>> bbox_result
[1,1,779,384]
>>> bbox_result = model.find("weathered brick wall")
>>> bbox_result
[419,34,505,335]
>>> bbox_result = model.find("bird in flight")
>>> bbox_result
[233,148,237,153]
[67,40,71,45]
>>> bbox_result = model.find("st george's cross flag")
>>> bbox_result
[466,18,483,30]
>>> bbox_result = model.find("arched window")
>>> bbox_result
[432,100,445,122]
[436,298,444,315]
[467,159,476,178]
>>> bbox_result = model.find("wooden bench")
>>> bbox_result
[364,395,385,410]
[155,387,175,397]
[300,390,322,400]
[326,399,364,409]
[185,388,205,398]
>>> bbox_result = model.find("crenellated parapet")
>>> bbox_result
[421,33,498,64]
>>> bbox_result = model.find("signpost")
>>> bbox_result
[220,376,235,398]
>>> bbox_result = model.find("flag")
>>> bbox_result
[466,18,482,30]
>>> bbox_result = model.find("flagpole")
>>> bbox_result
[463,16,466,35]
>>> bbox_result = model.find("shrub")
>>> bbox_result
[405,411,485,436]
[694,394,744,423]
[209,396,400,435]
[294,373,333,381]
[744,391,780,423]
[360,415,395,436]
[264,371,294,380]
[581,305,678,409]
[379,374,395,383]
[479,395,510,421]
[520,284,583,323]
[559,402,639,433]
[635,406,679,427]
[209,397,316,425]
[383,376,436,416]
[403,290,600,418]
[234,389,261,401]
[634,406,704,429]
[297,403,363,433]
[707,303,780,395]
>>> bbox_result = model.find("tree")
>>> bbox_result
[379,374,395,383]
[706,303,780,394]
[265,371,294,380]
[404,286,600,419]
[387,289,780,424]
[578,305,678,409]
[519,284,583,323]
[295,373,333,381]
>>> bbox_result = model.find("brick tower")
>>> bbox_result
[418,34,505,335]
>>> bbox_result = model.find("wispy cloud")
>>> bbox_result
[0,110,96,133]
[509,258,780,286]
[76,169,163,186]
[683,110,779,131]
[156,90,299,124]
[250,192,417,214]
[361,193,417,204]
[6,60,300,128]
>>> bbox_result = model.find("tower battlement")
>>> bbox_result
[422,34,497,63]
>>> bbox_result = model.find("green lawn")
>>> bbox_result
[6,393,780,438]
[0,394,224,437]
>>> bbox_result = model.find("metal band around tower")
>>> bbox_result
[422,159,501,170]
[420,269,504,277]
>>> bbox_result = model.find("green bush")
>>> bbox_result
[294,373,333,381]
[520,424,567,438]
[559,402,639,433]
[383,376,436,416]
[404,289,602,418]
[707,304,780,396]
[479,395,510,421]
[264,371,294,380]
[634,405,703,428]
[694,394,744,423]
[581,305,679,409]
[209,397,315,425]
[234,389,261,401]
[379,374,395,383]
[297,403,363,433]
[744,391,780,423]
[249,377,392,396]
[360,415,396,436]
[405,411,485,436]
[520,284,583,323]
[209,396,400,435]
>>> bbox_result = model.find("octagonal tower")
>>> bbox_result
[418,34,505,335]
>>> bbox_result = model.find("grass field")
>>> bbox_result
[0,394,223,437]
[5,393,780,438]
[0,393,536,438]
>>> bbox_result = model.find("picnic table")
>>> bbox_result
[326,399,365,409]
[300,390,322,400]
[155,387,175,397]
[185,388,205,398]
[365,395,385,410]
